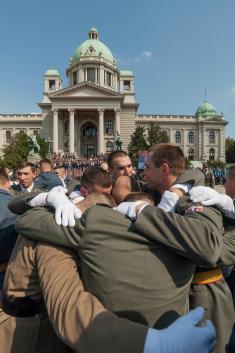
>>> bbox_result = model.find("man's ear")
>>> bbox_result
[80,185,88,197]
[161,163,170,176]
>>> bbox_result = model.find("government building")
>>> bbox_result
[0,28,228,161]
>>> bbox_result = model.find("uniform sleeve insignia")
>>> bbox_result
[185,205,204,214]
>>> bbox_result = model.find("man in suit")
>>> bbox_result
[11,162,37,194]
[0,171,18,288]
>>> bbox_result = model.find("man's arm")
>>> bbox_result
[16,207,83,250]
[8,190,42,215]
[134,205,223,266]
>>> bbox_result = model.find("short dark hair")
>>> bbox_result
[16,162,36,173]
[107,150,129,167]
[39,159,52,167]
[81,167,112,189]
[54,165,65,171]
[149,144,185,177]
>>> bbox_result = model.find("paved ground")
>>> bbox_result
[215,184,225,193]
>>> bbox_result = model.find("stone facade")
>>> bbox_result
[0,28,228,161]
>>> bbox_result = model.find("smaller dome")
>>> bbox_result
[45,68,60,77]
[120,70,134,77]
[196,101,217,116]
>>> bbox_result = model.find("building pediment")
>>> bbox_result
[49,82,122,100]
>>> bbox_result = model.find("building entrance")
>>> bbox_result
[80,122,97,156]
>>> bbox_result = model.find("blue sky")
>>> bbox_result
[0,0,235,137]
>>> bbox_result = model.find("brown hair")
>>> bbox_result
[149,144,185,176]
[16,162,36,173]
[227,166,235,180]
[81,167,112,189]
[107,150,129,167]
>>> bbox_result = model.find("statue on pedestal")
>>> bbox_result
[115,132,123,151]
[28,135,41,162]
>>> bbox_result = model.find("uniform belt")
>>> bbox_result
[191,268,223,285]
[1,293,46,317]
[0,262,8,272]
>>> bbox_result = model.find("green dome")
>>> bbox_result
[45,68,60,76]
[196,101,217,116]
[72,28,114,64]
[120,70,134,77]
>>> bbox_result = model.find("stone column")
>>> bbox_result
[69,108,75,154]
[114,109,120,135]
[52,108,59,152]
[98,109,104,154]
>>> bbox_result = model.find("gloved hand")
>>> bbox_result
[150,307,216,353]
[113,201,149,220]
[29,186,68,207]
[47,187,82,226]
[157,191,179,212]
[189,186,234,212]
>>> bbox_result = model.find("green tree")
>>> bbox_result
[146,122,169,146]
[128,126,148,166]
[2,132,31,168]
[36,135,49,158]
[225,137,235,163]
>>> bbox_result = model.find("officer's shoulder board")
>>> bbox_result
[185,205,204,214]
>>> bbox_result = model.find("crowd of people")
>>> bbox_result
[0,144,235,353]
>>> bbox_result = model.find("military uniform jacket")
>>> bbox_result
[16,200,223,329]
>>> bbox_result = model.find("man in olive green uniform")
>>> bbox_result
[3,194,217,353]
[0,234,149,353]
[130,144,234,353]
[15,190,223,330]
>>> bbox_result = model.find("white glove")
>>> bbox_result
[29,187,68,207]
[69,190,85,204]
[47,187,82,226]
[172,183,191,194]
[29,192,48,207]
[113,201,149,220]
[189,186,234,212]
[157,190,179,212]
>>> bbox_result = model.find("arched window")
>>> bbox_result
[175,131,181,144]
[19,129,26,134]
[188,148,194,160]
[188,131,194,144]
[106,141,114,152]
[82,125,97,137]
[6,130,12,143]
[33,129,39,136]
[209,131,215,144]
[209,148,215,161]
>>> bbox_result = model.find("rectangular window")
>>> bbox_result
[105,120,113,135]
[106,71,112,87]
[73,72,77,85]
[49,80,56,90]
[124,80,130,90]
[87,68,96,82]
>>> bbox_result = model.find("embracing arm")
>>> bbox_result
[134,205,223,266]
[15,207,84,250]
